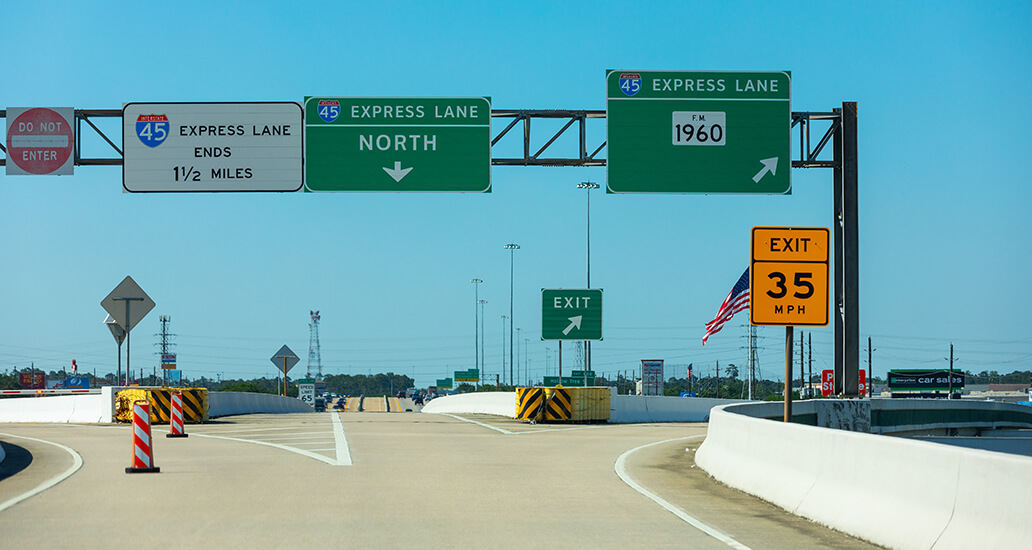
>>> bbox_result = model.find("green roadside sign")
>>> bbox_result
[436,378,453,389]
[303,97,491,192]
[542,289,602,341]
[606,70,791,194]
[543,375,596,387]
[454,369,479,382]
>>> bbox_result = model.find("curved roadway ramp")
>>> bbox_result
[0,413,878,548]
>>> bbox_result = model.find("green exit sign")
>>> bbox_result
[606,70,791,194]
[304,97,491,192]
[542,289,602,341]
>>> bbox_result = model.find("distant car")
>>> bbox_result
[314,397,326,412]
[396,391,406,398]
[412,394,424,406]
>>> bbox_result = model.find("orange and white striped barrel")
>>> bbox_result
[126,400,160,473]
[166,392,189,438]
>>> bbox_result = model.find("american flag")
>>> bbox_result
[702,268,750,345]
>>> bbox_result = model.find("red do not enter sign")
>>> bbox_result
[5,107,75,175]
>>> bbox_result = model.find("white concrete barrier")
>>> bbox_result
[208,392,314,417]
[420,391,516,417]
[696,402,1032,550]
[419,391,741,423]
[0,389,312,423]
[610,394,743,423]
[0,393,108,423]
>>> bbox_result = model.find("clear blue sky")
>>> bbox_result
[2,1,1030,388]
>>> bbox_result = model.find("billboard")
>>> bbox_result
[18,372,46,389]
[64,377,90,389]
[641,360,664,396]
[887,370,964,391]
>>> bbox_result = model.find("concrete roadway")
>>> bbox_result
[0,413,879,549]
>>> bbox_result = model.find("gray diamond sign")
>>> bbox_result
[100,276,155,332]
[271,345,300,374]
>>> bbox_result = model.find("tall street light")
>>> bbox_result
[500,315,508,385]
[470,279,482,376]
[504,243,520,386]
[515,327,522,387]
[478,299,488,383]
[577,181,599,376]
[523,338,530,386]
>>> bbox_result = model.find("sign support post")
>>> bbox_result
[114,297,143,385]
[785,326,793,423]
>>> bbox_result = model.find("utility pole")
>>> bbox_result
[808,333,813,398]
[715,360,720,399]
[948,342,954,396]
[157,315,174,387]
[867,336,874,398]
[799,331,805,398]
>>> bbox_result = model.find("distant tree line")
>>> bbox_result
[322,373,414,397]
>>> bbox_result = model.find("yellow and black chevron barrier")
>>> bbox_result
[516,387,544,421]
[516,386,609,423]
[116,388,208,424]
[543,387,571,421]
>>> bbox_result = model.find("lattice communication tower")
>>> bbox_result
[308,310,322,379]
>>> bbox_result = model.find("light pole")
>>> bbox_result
[478,299,487,383]
[504,243,520,387]
[577,181,599,375]
[500,315,507,386]
[515,328,522,387]
[470,279,482,376]
[523,338,530,386]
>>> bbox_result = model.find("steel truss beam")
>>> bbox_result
[2,108,842,169]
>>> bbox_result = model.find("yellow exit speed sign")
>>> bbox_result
[750,227,829,326]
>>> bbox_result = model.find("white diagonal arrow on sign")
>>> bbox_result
[383,161,413,182]
[562,315,583,336]
[752,157,778,183]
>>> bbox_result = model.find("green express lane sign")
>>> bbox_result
[606,71,791,194]
[542,289,602,341]
[304,97,491,192]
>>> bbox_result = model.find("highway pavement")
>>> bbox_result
[0,412,880,548]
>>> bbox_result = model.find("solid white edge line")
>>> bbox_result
[0,433,85,513]
[614,435,752,550]
[441,413,618,436]
[190,433,343,466]
[331,412,353,466]
[440,413,515,435]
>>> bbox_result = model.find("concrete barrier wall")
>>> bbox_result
[420,391,742,423]
[609,394,744,423]
[208,392,313,417]
[0,389,312,422]
[695,402,1032,550]
[421,391,516,417]
[0,393,108,423]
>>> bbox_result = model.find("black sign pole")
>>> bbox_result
[785,327,794,422]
